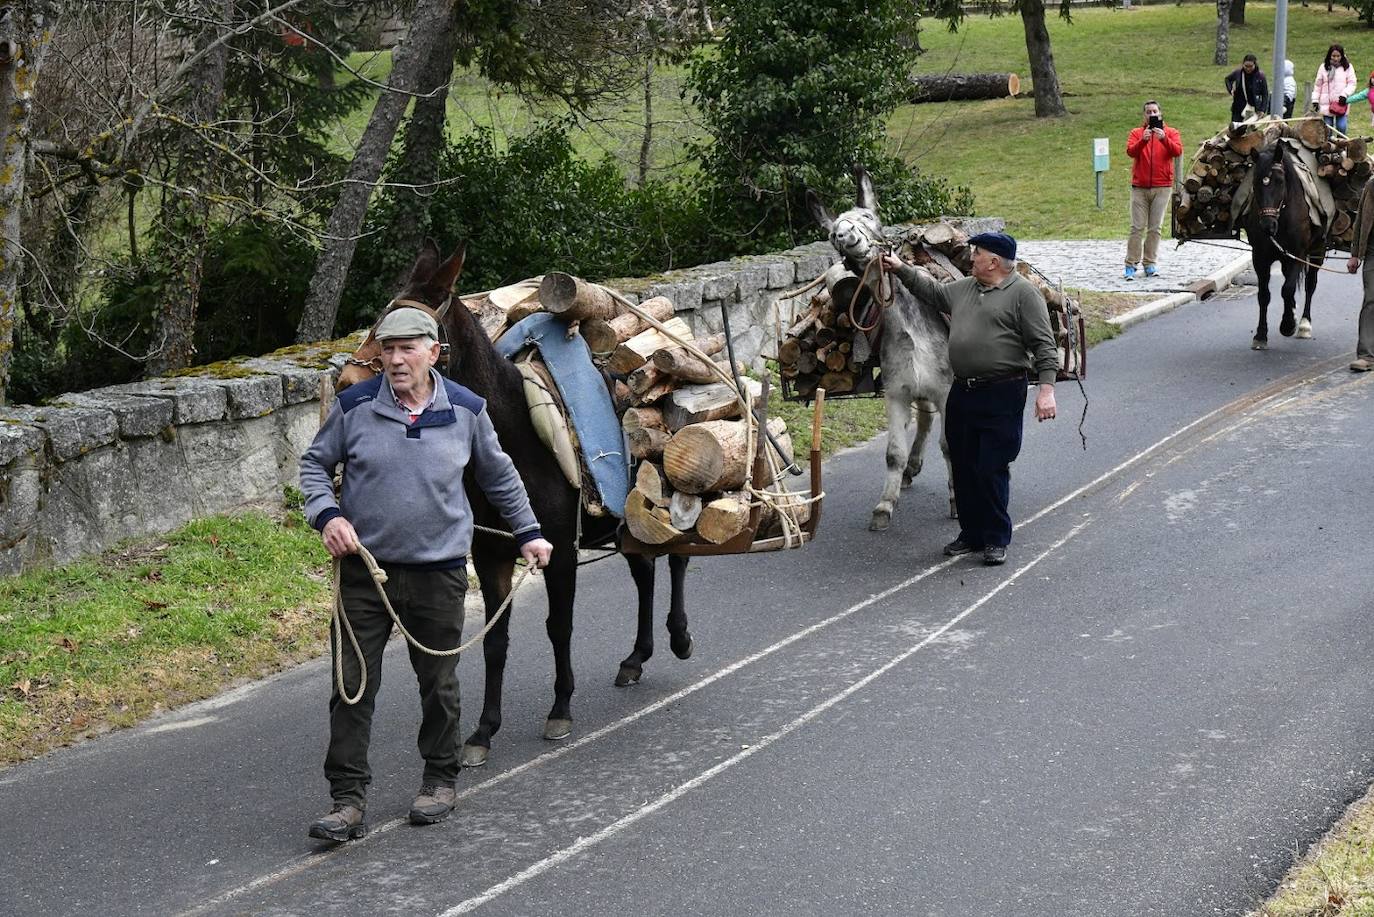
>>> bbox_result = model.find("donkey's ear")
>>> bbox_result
[407,238,442,284]
[806,189,834,232]
[433,242,467,292]
[854,166,878,213]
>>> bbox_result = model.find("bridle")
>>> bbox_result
[343,291,456,374]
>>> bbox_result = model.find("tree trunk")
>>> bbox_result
[1214,0,1231,67]
[1229,0,1246,24]
[294,0,455,343]
[0,4,55,404]
[145,0,234,377]
[639,57,653,187]
[386,1,460,275]
[1019,0,1067,117]
[908,72,1021,104]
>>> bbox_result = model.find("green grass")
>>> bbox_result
[1253,783,1374,916]
[0,510,331,764]
[888,3,1372,238]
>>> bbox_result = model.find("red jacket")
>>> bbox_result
[1127,125,1184,188]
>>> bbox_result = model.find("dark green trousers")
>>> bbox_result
[325,556,467,808]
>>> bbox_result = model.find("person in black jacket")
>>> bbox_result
[1226,55,1270,123]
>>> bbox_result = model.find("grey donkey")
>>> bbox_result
[806,168,956,530]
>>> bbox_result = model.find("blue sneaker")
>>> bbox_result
[1144,265,1158,278]
[1123,265,1137,280]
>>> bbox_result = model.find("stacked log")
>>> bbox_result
[1173,116,1373,250]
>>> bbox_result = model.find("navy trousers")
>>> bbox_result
[944,378,1028,549]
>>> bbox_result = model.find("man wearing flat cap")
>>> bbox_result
[299,306,553,842]
[883,232,1058,565]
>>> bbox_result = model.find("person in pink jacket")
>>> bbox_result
[1311,43,1356,133]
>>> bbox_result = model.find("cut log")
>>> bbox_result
[778,337,803,366]
[624,491,682,545]
[663,419,754,494]
[1288,117,1328,150]
[908,72,1020,104]
[539,272,620,322]
[696,493,751,544]
[757,490,812,539]
[609,316,694,374]
[651,333,727,378]
[626,363,667,398]
[613,380,632,414]
[627,427,672,461]
[662,377,764,432]
[603,296,676,344]
[579,318,619,356]
[622,406,666,434]
[669,492,703,530]
[635,461,671,508]
[1228,130,1267,157]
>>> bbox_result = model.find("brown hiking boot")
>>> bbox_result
[409,784,457,825]
[308,803,366,843]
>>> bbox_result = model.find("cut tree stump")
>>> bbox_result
[908,72,1020,104]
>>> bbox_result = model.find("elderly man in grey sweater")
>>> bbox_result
[299,307,552,842]
[883,231,1058,565]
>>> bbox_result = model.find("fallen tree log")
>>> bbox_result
[908,72,1020,104]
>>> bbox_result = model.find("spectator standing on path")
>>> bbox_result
[1311,43,1355,134]
[1123,100,1183,281]
[1226,54,1269,124]
[881,233,1058,567]
[1344,179,1374,372]
[298,307,554,843]
[1344,69,1374,128]
[1283,59,1297,119]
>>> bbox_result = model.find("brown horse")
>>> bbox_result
[1241,141,1323,350]
[338,241,692,768]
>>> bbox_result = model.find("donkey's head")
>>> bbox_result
[1251,142,1290,238]
[807,167,885,265]
[335,239,466,392]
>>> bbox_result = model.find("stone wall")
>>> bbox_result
[0,219,1002,576]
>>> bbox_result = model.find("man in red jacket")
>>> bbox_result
[1124,100,1184,280]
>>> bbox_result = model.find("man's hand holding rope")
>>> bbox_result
[323,515,553,569]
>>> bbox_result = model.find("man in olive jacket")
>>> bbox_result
[1344,177,1374,372]
[883,232,1058,565]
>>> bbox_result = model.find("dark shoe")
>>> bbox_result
[983,545,1007,566]
[943,538,980,557]
[309,803,366,843]
[409,784,457,825]
[1351,357,1374,372]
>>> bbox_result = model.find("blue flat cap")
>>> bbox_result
[968,231,1017,262]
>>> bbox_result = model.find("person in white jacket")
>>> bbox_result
[1311,43,1356,133]
[1283,59,1296,118]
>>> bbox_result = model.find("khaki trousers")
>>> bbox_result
[1126,186,1170,268]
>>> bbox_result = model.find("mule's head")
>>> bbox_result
[1252,143,1288,238]
[807,167,885,265]
[334,239,466,393]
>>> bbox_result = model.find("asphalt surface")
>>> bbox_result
[3,270,1372,917]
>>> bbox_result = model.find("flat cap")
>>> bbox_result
[967,231,1017,263]
[375,307,438,341]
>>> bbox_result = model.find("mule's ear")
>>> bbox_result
[806,189,834,232]
[407,238,442,285]
[854,166,878,214]
[433,242,467,292]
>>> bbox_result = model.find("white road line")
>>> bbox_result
[185,369,1326,914]
[436,520,1093,916]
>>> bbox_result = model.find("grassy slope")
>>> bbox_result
[889,3,1371,238]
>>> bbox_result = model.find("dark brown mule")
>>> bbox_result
[341,241,692,767]
[1241,141,1323,350]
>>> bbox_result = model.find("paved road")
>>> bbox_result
[3,272,1372,917]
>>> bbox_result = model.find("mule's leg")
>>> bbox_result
[1297,262,1319,339]
[901,399,935,489]
[542,552,577,741]
[461,554,515,768]
[1279,258,1300,338]
[1253,252,1272,350]
[665,554,693,660]
[871,395,913,531]
[615,553,656,687]
[937,393,956,519]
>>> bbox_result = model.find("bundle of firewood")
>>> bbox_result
[466,271,810,549]
[1173,116,1372,249]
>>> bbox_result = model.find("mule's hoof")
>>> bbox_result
[670,634,694,660]
[460,743,490,768]
[900,476,914,490]
[1280,316,1296,337]
[543,718,573,741]
[1296,319,1312,340]
[614,665,642,687]
[1251,338,1268,351]
[869,510,891,532]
